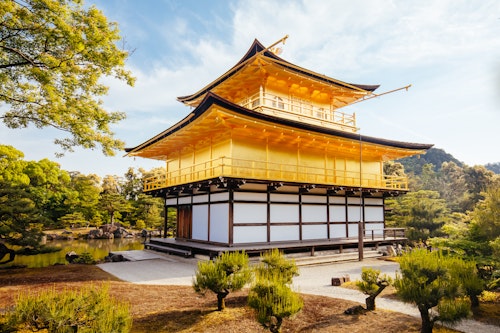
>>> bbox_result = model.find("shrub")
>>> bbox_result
[71,252,95,264]
[193,251,252,311]
[394,249,471,333]
[356,267,392,310]
[5,284,132,333]
[249,249,303,333]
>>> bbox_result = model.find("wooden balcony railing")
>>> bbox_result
[238,92,357,132]
[143,157,408,192]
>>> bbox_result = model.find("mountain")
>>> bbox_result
[397,148,464,175]
[485,162,500,174]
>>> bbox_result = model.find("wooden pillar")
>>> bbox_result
[163,196,168,238]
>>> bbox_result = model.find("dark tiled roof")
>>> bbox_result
[126,92,432,153]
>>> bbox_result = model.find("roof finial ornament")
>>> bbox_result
[265,35,289,55]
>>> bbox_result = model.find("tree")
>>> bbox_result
[0,181,45,249]
[99,175,131,224]
[254,248,299,284]
[193,251,251,311]
[24,158,73,226]
[388,190,448,244]
[248,249,303,333]
[0,0,135,156]
[356,267,392,310]
[67,172,101,224]
[469,180,500,243]
[0,145,29,186]
[131,194,163,229]
[394,249,471,333]
[436,162,468,212]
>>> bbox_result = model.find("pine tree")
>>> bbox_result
[193,251,251,311]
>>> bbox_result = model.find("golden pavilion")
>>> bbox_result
[126,38,432,258]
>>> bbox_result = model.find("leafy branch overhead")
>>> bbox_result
[0,0,135,156]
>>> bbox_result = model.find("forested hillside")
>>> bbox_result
[386,147,499,277]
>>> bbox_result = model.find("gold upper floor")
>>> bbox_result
[177,40,377,133]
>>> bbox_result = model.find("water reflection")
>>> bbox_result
[5,238,144,268]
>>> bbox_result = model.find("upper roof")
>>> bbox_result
[177,39,379,107]
[126,92,433,159]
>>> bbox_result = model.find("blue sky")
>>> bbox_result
[2,0,499,177]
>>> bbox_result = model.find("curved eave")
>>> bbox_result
[126,92,433,158]
[177,39,379,105]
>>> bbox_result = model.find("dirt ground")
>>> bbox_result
[0,265,465,333]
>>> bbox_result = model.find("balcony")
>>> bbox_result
[143,157,408,192]
[237,92,357,132]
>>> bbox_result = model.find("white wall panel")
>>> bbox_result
[210,218,228,243]
[192,205,208,241]
[193,194,209,203]
[210,203,228,223]
[302,225,327,240]
[365,222,384,235]
[302,195,326,204]
[347,197,361,204]
[270,204,299,223]
[329,224,346,238]
[270,193,299,202]
[302,205,327,223]
[233,226,267,243]
[364,198,383,205]
[330,206,346,222]
[234,203,267,224]
[234,192,267,201]
[166,198,177,206]
[365,206,384,222]
[348,223,359,237]
[270,226,299,241]
[330,196,345,204]
[348,206,362,222]
[211,192,229,202]
[178,196,191,205]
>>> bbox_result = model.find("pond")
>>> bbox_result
[4,238,144,268]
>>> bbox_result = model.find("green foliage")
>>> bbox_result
[249,249,302,333]
[59,212,87,228]
[0,145,29,186]
[386,190,448,244]
[193,251,251,311]
[394,249,472,333]
[71,252,95,264]
[469,181,500,243]
[4,284,132,333]
[0,0,135,156]
[0,181,45,248]
[255,248,299,284]
[248,274,303,333]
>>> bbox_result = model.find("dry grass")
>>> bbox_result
[0,265,485,333]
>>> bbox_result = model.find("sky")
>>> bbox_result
[2,0,500,177]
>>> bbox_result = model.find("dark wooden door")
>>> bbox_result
[177,205,192,239]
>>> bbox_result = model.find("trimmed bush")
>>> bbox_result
[4,284,131,333]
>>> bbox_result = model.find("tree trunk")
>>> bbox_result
[269,316,283,333]
[0,244,15,264]
[418,304,434,333]
[365,283,387,310]
[366,295,376,311]
[216,291,229,311]
[470,294,480,308]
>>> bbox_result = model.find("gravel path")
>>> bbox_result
[98,252,499,333]
[293,259,499,333]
